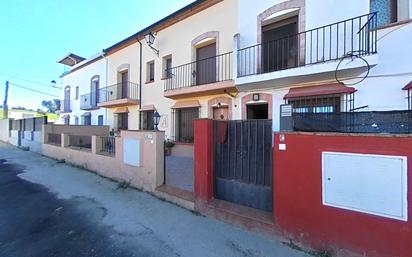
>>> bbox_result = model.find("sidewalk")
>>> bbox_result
[0,142,310,257]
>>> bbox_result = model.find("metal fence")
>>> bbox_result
[68,135,92,149]
[164,52,232,91]
[293,110,412,134]
[80,92,98,110]
[47,133,61,145]
[99,136,116,156]
[99,82,139,103]
[238,13,377,77]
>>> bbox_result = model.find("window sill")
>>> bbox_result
[376,19,412,30]
[145,80,155,84]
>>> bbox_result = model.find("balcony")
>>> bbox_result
[58,99,72,113]
[80,92,99,110]
[164,52,235,99]
[98,81,139,108]
[236,13,378,87]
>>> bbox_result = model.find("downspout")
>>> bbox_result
[138,40,143,130]
[101,50,109,127]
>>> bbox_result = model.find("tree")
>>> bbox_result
[41,99,59,113]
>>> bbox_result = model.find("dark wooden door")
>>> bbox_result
[121,72,128,98]
[214,120,273,212]
[196,43,216,85]
[262,17,298,72]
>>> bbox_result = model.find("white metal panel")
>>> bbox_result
[322,152,408,221]
[123,139,140,167]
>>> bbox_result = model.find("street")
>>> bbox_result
[0,142,310,257]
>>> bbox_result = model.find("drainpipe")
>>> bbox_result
[138,40,143,130]
[102,51,109,127]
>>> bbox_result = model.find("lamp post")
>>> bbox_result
[153,111,161,131]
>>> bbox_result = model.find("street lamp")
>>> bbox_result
[145,32,159,55]
[153,111,161,131]
[51,80,61,89]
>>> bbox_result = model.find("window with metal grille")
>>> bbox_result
[172,108,199,143]
[287,93,354,113]
[141,111,154,130]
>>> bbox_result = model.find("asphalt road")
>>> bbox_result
[0,142,310,257]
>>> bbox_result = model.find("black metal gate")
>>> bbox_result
[213,120,273,212]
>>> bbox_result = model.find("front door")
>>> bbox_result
[91,80,99,106]
[121,71,128,98]
[196,43,216,85]
[213,106,229,120]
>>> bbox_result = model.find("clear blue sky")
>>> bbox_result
[0,0,194,110]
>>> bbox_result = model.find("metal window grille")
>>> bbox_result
[287,93,354,113]
[141,111,154,130]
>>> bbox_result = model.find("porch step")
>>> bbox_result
[206,199,282,238]
[154,185,195,211]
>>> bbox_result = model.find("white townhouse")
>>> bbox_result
[233,0,412,131]
[57,53,108,126]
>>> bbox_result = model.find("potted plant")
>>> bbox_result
[164,139,175,156]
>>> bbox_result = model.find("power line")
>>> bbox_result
[7,82,60,98]
[0,74,58,89]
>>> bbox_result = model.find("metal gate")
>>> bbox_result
[213,120,273,212]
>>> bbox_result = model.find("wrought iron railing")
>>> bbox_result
[293,110,412,134]
[68,135,92,149]
[47,133,61,146]
[164,52,232,91]
[99,136,116,156]
[80,92,99,110]
[60,99,72,113]
[99,81,139,103]
[238,13,378,77]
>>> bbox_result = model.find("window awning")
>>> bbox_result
[284,84,357,99]
[402,81,412,90]
[61,114,70,119]
[171,100,200,109]
[81,112,91,116]
[139,104,155,112]
[114,107,129,114]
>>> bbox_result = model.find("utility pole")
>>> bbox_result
[3,81,9,119]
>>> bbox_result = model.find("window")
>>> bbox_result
[98,115,104,126]
[163,56,172,79]
[288,96,342,113]
[147,61,155,82]
[117,113,128,130]
[370,0,398,27]
[262,16,298,72]
[74,117,79,125]
[75,86,79,100]
[83,115,91,125]
[64,116,70,125]
[407,89,412,110]
[173,108,199,143]
[141,111,154,130]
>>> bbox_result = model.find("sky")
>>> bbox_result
[0,0,194,111]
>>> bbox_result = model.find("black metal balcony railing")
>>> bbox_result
[80,92,99,110]
[238,13,378,77]
[99,81,139,103]
[61,99,72,113]
[164,52,232,91]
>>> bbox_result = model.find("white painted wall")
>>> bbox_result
[236,0,412,130]
[59,56,108,126]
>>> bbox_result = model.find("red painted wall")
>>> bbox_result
[274,133,412,257]
[194,119,214,211]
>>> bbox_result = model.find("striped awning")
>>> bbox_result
[171,100,200,109]
[284,84,356,99]
[114,107,129,114]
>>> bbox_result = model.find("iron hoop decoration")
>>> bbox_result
[334,50,371,86]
